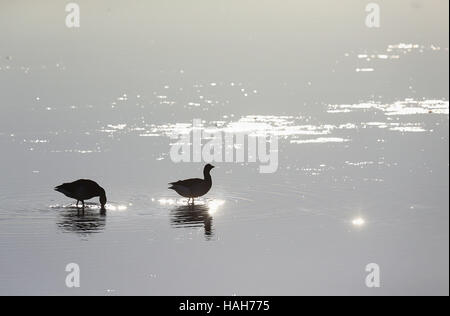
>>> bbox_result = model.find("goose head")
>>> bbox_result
[204,164,215,172]
[99,189,107,210]
[203,164,215,179]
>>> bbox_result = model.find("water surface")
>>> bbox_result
[0,0,448,295]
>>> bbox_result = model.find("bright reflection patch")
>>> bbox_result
[106,204,128,212]
[207,199,225,215]
[157,198,225,215]
[352,217,365,226]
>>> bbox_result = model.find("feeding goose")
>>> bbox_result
[54,179,107,211]
[169,164,215,204]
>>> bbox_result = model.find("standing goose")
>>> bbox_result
[169,164,215,204]
[55,179,107,211]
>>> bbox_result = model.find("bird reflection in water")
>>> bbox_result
[56,204,106,236]
[170,204,214,240]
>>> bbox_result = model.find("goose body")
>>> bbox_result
[55,179,107,210]
[169,164,215,203]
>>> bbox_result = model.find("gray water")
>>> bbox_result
[0,0,448,295]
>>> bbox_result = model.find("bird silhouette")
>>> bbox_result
[169,164,215,204]
[55,179,107,211]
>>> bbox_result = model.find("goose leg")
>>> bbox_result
[76,200,80,208]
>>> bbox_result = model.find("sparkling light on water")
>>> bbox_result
[352,217,366,226]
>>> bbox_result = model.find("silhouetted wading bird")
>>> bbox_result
[54,179,107,211]
[169,164,215,204]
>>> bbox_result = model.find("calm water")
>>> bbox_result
[0,1,448,295]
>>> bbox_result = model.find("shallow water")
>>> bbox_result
[0,1,449,295]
